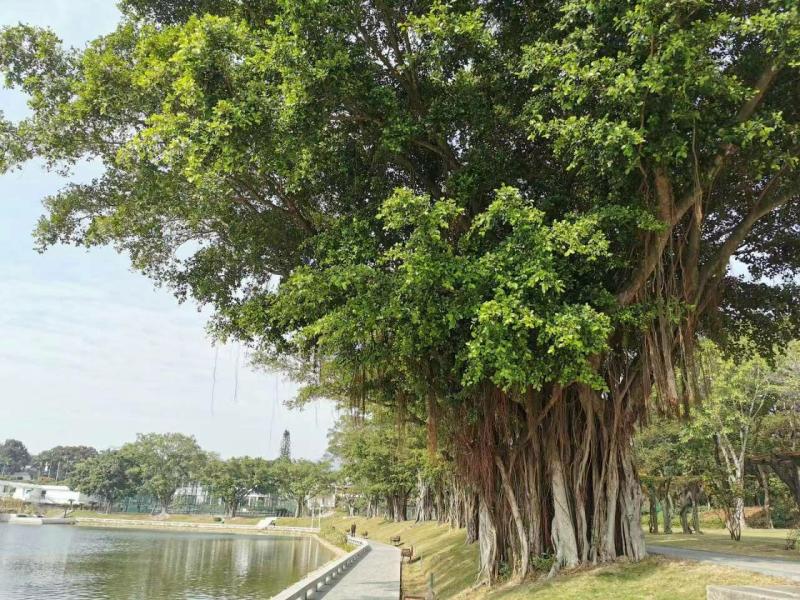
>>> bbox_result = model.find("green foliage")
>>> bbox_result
[69,450,138,509]
[201,456,274,516]
[318,525,349,550]
[0,439,31,475]
[1,0,798,402]
[328,410,422,504]
[33,445,97,481]
[274,458,332,517]
[121,432,207,512]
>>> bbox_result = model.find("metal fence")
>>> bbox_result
[108,495,297,517]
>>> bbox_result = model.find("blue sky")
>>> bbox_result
[0,1,336,458]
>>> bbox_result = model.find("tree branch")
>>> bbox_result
[696,170,797,306]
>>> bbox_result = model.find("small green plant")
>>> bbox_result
[319,526,349,550]
[531,553,555,573]
[498,560,512,581]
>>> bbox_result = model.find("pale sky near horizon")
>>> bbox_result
[0,1,338,459]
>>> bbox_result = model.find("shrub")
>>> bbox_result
[319,526,349,550]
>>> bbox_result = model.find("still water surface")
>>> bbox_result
[0,524,335,599]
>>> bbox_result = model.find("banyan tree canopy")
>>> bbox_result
[1,0,799,580]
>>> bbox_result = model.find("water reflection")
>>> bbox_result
[0,524,334,599]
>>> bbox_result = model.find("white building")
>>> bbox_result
[0,480,94,506]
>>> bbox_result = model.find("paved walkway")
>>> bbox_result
[649,545,800,582]
[319,540,401,600]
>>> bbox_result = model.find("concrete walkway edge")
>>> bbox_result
[648,545,800,582]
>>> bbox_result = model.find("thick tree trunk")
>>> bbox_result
[415,472,435,522]
[548,435,579,573]
[456,381,646,584]
[496,456,529,579]
[477,496,498,584]
[391,494,407,522]
[725,496,744,541]
[619,450,647,559]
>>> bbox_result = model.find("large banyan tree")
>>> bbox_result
[2,0,799,581]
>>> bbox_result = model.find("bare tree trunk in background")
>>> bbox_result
[648,485,659,534]
[663,492,673,534]
[757,464,773,528]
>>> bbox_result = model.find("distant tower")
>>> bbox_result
[279,430,291,461]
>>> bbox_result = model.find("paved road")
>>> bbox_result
[319,540,401,600]
[649,545,800,582]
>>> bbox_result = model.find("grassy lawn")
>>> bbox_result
[461,557,784,600]
[646,527,800,561]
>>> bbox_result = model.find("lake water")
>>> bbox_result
[0,524,335,599]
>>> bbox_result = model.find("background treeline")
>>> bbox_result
[1,431,333,518]
[637,340,800,541]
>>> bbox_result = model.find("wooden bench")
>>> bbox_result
[400,546,414,563]
[390,535,401,545]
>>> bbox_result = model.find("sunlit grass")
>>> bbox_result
[462,556,783,600]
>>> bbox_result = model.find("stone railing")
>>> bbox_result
[270,536,370,600]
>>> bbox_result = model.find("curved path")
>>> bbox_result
[318,540,401,599]
[648,545,800,582]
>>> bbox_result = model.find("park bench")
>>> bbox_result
[390,534,401,545]
[401,546,415,562]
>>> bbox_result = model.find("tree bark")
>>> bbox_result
[496,455,529,579]
[548,437,579,573]
[465,492,479,545]
[648,485,659,534]
[477,496,498,584]
[757,464,773,528]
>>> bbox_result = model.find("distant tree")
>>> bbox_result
[202,457,275,517]
[748,342,800,514]
[275,460,332,518]
[635,417,703,535]
[70,450,138,512]
[279,430,291,461]
[0,439,31,475]
[328,412,421,522]
[122,433,207,515]
[34,445,97,481]
[689,341,775,540]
